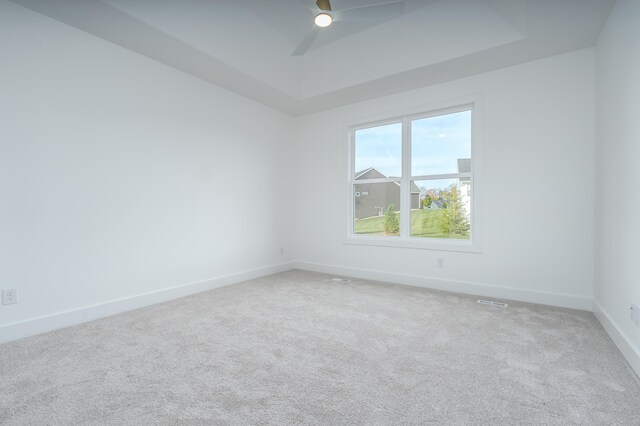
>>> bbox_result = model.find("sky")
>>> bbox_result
[354,110,471,192]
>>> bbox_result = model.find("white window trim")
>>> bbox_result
[344,96,483,253]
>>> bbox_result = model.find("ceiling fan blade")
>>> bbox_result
[292,28,320,56]
[334,1,404,22]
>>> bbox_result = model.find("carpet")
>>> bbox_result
[1,270,639,425]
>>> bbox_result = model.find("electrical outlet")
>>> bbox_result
[631,302,640,327]
[437,258,444,268]
[2,288,17,305]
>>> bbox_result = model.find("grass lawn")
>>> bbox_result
[354,209,468,239]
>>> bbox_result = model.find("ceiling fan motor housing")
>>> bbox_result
[316,0,332,12]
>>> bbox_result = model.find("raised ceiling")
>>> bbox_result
[11,0,614,115]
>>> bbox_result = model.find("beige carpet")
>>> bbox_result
[1,270,639,425]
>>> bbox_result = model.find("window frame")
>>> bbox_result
[345,98,482,253]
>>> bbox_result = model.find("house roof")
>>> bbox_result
[354,167,380,180]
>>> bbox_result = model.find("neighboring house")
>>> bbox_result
[430,199,444,209]
[354,167,420,219]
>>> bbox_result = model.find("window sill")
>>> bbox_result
[343,235,482,253]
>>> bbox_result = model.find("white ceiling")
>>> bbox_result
[11,0,614,115]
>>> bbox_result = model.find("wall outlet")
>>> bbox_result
[2,288,17,305]
[436,258,445,268]
[631,302,640,327]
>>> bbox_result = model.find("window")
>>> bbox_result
[348,103,480,252]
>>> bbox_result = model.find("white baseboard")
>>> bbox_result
[292,261,593,311]
[0,262,294,344]
[592,300,640,378]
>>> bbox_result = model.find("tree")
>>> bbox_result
[440,185,470,238]
[384,204,400,235]
[422,195,433,209]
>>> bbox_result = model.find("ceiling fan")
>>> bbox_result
[292,0,405,56]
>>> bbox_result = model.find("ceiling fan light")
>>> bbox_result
[314,12,333,27]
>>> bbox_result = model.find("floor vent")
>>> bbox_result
[330,277,351,283]
[477,299,508,308]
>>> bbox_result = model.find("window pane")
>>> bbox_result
[411,110,471,176]
[354,182,401,236]
[354,122,402,179]
[411,179,471,240]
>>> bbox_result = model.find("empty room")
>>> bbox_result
[1,0,639,424]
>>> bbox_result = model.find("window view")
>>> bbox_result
[411,111,471,176]
[354,122,402,178]
[411,179,471,239]
[353,122,403,236]
[354,182,401,236]
[411,110,472,240]
[351,106,473,243]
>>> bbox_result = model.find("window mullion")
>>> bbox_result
[349,177,400,185]
[400,117,411,238]
[410,173,471,181]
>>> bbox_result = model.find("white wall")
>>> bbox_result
[594,0,640,375]
[0,1,293,336]
[293,49,596,310]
